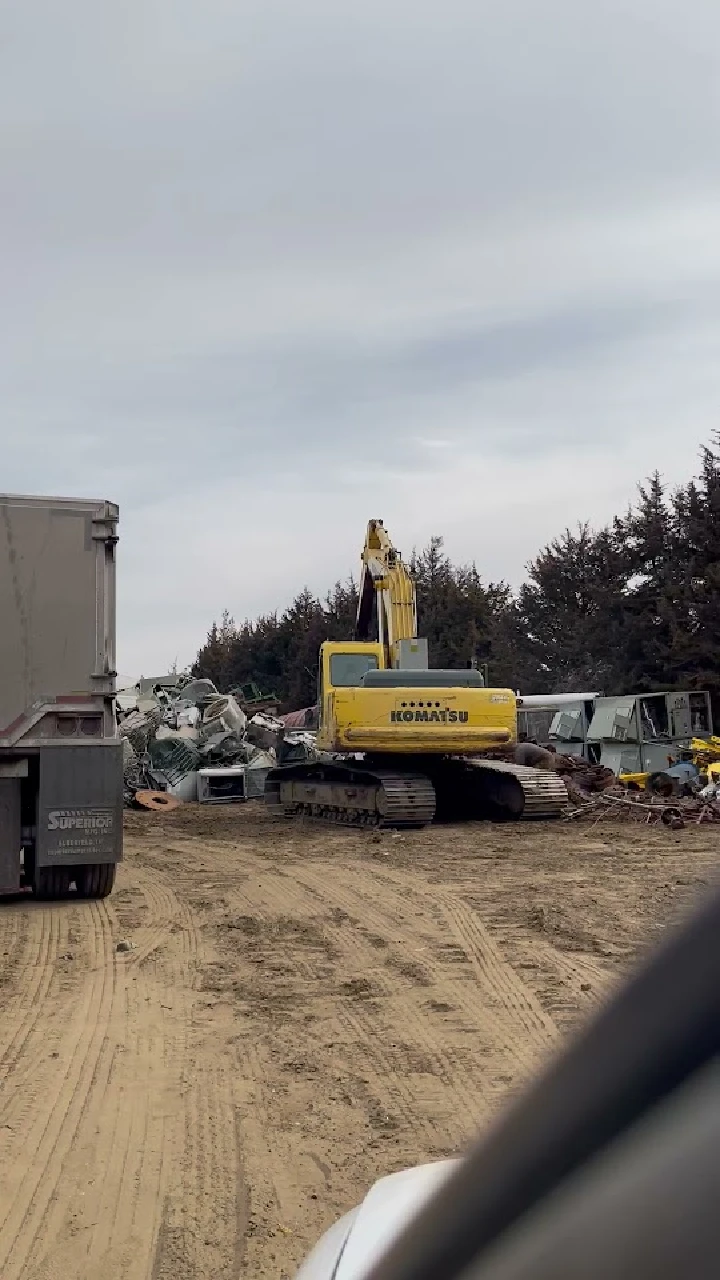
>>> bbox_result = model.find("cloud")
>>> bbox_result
[2,1,720,676]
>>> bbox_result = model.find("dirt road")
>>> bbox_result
[0,808,717,1279]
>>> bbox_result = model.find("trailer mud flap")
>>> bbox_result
[36,744,123,867]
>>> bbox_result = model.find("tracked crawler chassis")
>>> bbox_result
[265,756,568,829]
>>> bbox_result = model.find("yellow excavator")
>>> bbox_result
[265,519,568,827]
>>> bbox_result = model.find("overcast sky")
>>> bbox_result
[3,1,720,679]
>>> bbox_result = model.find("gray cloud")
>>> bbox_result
[2,1,720,675]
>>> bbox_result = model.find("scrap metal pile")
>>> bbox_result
[564,789,720,828]
[485,742,720,828]
[117,675,316,809]
[558,748,720,828]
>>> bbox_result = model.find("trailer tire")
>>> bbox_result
[33,866,73,900]
[77,863,116,900]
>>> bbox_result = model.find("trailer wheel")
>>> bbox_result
[77,863,116,899]
[33,866,73,900]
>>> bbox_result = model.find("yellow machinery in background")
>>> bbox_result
[619,735,720,794]
[265,519,568,828]
[690,736,720,769]
[619,770,653,791]
[690,737,720,789]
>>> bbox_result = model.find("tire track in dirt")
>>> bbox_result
[0,898,23,971]
[525,937,615,1008]
[215,848,553,1091]
[123,871,186,969]
[77,873,207,1280]
[215,873,453,1229]
[0,903,67,1082]
[78,975,169,1280]
[468,889,618,1021]
[437,894,558,1055]
[0,861,243,1280]
[0,904,99,1138]
[214,859,516,1224]
[370,866,559,1071]
[247,867,501,1136]
[330,999,465,1149]
[294,895,489,1131]
[294,863,554,1081]
[146,876,246,1280]
[86,873,214,1280]
[79,865,196,1274]
[233,1040,300,1234]
[151,1064,246,1280]
[113,869,242,1280]
[212,876,359,1257]
[0,902,116,1279]
[231,1029,349,1280]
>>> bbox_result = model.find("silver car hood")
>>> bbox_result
[296,1159,459,1280]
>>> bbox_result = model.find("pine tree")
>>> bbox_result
[616,473,678,690]
[192,611,237,689]
[511,524,628,692]
[669,437,720,699]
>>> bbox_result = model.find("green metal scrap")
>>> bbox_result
[230,681,279,707]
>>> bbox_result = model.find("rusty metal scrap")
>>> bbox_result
[564,788,720,828]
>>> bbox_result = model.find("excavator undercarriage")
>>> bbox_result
[265,755,568,829]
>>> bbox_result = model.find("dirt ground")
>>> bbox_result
[0,807,717,1280]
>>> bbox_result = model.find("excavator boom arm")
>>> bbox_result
[355,519,417,658]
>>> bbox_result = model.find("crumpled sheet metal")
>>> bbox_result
[202,695,247,738]
[121,707,163,756]
[148,736,201,786]
[119,678,315,806]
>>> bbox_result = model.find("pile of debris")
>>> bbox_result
[564,788,720,828]
[551,754,617,796]
[552,747,720,827]
[483,744,616,800]
[117,675,316,809]
[486,739,720,828]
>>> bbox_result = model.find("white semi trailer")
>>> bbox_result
[0,494,123,898]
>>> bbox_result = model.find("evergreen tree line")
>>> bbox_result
[193,441,720,713]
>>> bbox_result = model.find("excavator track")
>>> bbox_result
[373,770,438,826]
[466,760,569,819]
[265,757,567,828]
[264,761,437,829]
[423,757,567,821]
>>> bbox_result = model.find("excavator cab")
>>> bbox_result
[316,641,385,753]
[322,647,381,689]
